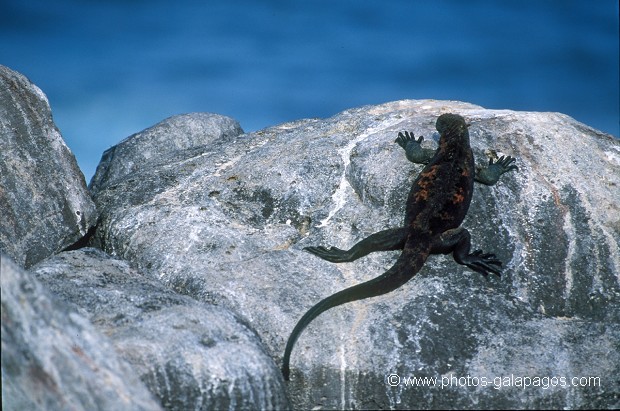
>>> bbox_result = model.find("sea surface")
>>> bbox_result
[1,0,618,180]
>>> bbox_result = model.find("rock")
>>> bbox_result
[0,254,162,411]
[30,248,290,410]
[0,65,97,268]
[89,112,244,195]
[90,100,620,409]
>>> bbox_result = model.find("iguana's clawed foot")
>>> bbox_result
[395,131,434,164]
[475,155,519,186]
[304,246,352,263]
[395,131,423,148]
[463,249,502,277]
[490,155,518,174]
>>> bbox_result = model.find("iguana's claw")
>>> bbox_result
[465,249,502,277]
[395,131,423,149]
[489,155,519,173]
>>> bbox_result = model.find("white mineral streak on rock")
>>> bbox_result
[319,118,404,227]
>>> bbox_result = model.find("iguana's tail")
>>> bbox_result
[281,242,430,380]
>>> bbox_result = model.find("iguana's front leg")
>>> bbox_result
[395,131,436,164]
[475,156,518,186]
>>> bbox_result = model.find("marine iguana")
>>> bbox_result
[282,113,517,380]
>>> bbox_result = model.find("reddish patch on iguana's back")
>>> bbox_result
[415,166,438,202]
[452,186,466,204]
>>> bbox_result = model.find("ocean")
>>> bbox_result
[1,0,618,180]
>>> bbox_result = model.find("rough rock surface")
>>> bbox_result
[1,254,162,411]
[89,112,244,195]
[30,248,289,410]
[89,100,620,409]
[0,65,97,267]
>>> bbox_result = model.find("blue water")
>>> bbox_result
[1,0,618,180]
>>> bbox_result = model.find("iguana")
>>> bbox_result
[282,113,517,380]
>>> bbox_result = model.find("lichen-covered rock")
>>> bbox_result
[0,254,162,411]
[0,65,97,267]
[31,248,289,411]
[90,100,620,409]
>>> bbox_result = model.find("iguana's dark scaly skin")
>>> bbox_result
[282,113,517,380]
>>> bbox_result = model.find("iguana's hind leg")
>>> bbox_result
[304,227,408,263]
[431,227,502,277]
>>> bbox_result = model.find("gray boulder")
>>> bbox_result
[31,248,290,410]
[89,100,620,409]
[0,65,97,267]
[0,254,162,411]
[89,112,244,195]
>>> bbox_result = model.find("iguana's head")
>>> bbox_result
[436,113,470,148]
[436,113,469,135]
